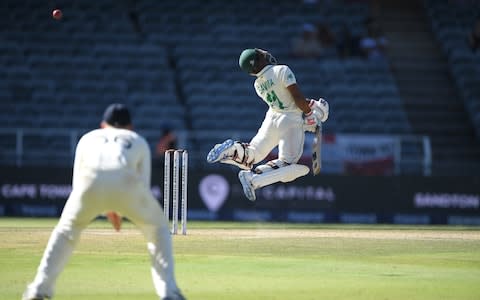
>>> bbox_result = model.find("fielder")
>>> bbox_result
[207,48,329,201]
[23,104,185,300]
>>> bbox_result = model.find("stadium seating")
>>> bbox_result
[0,0,412,169]
[425,0,480,138]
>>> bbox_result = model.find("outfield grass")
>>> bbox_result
[1,218,479,300]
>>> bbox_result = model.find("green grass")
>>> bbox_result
[1,218,479,300]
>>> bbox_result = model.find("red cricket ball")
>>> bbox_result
[52,9,62,20]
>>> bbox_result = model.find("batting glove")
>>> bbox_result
[304,110,318,132]
[304,110,318,126]
[309,98,329,123]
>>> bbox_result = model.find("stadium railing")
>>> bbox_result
[0,128,434,176]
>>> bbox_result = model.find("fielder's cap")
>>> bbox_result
[103,103,132,127]
[239,48,257,73]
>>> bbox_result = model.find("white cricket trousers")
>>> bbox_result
[26,169,180,299]
[250,109,305,164]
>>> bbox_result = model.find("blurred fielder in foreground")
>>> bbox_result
[23,104,185,300]
[207,48,329,201]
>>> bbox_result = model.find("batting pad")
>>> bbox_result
[220,159,252,170]
[251,164,309,189]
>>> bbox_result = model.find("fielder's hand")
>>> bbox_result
[106,211,122,232]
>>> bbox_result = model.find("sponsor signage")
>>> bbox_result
[0,167,479,224]
[414,193,480,209]
[1,184,72,200]
[199,174,229,212]
[319,134,397,175]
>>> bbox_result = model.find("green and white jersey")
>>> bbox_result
[254,65,300,113]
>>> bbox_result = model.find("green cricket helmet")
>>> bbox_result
[238,48,277,74]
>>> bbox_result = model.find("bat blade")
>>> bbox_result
[312,123,322,175]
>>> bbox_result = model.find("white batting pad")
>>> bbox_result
[220,159,253,170]
[251,164,309,189]
[213,141,255,170]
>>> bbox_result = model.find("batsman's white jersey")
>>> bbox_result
[254,64,300,113]
[250,65,305,164]
[24,127,183,300]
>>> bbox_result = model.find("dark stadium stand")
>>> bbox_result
[0,0,478,174]
[425,0,480,136]
[422,0,480,173]
[366,0,480,174]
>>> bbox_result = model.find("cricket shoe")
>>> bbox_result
[163,291,187,300]
[238,170,256,201]
[206,139,234,163]
[22,291,48,300]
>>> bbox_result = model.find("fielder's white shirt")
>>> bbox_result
[254,65,300,113]
[72,127,151,189]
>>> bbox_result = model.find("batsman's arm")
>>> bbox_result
[287,84,312,114]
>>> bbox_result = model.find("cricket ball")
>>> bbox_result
[52,9,63,20]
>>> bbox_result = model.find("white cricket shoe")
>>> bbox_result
[206,139,234,163]
[238,170,256,201]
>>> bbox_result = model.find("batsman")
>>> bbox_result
[207,48,329,201]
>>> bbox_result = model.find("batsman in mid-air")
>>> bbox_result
[207,48,329,201]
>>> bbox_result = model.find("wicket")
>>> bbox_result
[163,149,188,235]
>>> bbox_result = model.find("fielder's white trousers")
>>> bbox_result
[25,169,180,299]
[250,109,305,164]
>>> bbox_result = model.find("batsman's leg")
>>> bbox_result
[238,170,256,201]
[237,160,310,202]
[206,139,259,170]
[252,160,309,188]
[206,139,234,163]
[207,114,278,169]
[236,114,309,201]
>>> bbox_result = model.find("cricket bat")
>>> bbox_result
[312,123,322,175]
